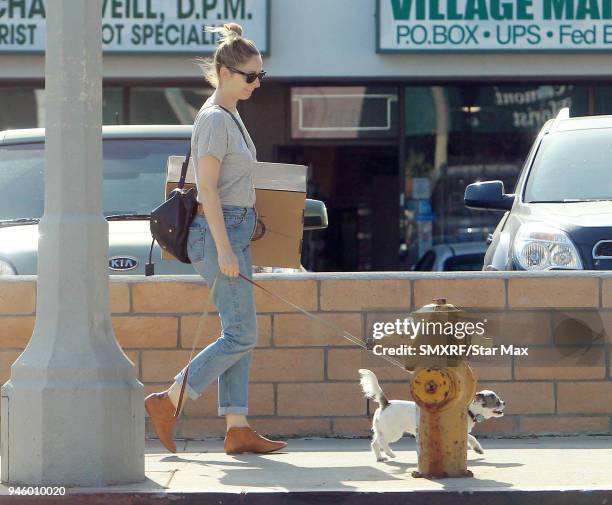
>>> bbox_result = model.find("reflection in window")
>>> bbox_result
[524,130,612,203]
[291,86,398,139]
[594,86,612,115]
[0,143,44,220]
[443,254,485,272]
[103,88,123,125]
[102,138,190,215]
[0,87,124,130]
[0,138,190,220]
[130,87,212,124]
[403,85,589,268]
[414,250,436,271]
[0,88,44,130]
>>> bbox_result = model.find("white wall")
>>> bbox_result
[2,0,612,80]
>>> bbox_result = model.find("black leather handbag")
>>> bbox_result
[145,150,198,276]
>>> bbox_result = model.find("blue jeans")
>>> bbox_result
[174,205,258,416]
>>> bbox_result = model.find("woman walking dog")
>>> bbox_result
[145,22,286,455]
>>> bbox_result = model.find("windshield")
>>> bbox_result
[524,129,612,203]
[0,138,190,220]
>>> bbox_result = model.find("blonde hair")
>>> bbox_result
[196,23,260,89]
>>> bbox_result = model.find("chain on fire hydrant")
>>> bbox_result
[407,298,477,479]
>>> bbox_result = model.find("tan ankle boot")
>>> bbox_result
[224,427,287,454]
[144,392,178,453]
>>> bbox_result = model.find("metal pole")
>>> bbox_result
[1,0,144,486]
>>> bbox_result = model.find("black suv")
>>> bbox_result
[464,108,612,271]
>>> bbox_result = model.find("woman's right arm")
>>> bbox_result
[197,154,240,277]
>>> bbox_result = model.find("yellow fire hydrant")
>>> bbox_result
[407,298,478,479]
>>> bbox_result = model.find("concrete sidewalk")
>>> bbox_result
[0,436,611,504]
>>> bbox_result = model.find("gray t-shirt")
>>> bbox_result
[191,100,257,207]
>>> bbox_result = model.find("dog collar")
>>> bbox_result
[468,408,485,423]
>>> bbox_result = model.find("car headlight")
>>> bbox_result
[0,260,17,276]
[513,224,583,271]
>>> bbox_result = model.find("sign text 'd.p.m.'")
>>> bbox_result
[378,0,612,52]
[0,0,269,54]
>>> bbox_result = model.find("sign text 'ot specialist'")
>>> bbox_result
[0,0,269,54]
[378,0,612,51]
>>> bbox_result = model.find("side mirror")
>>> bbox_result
[464,181,514,211]
[304,199,328,230]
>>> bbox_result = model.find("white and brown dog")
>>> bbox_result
[358,369,505,461]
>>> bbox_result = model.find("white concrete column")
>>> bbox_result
[0,0,145,486]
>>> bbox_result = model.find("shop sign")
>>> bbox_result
[0,0,269,54]
[378,0,612,52]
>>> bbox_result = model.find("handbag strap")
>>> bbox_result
[178,148,191,189]
[215,104,250,151]
[180,104,249,189]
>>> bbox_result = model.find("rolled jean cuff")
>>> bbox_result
[218,406,249,416]
[173,372,200,401]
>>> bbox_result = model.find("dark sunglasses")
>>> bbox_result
[226,66,266,84]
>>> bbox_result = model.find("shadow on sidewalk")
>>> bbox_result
[163,452,515,491]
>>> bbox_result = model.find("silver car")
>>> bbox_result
[0,126,328,276]
[412,242,487,271]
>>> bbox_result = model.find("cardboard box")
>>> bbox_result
[164,156,307,268]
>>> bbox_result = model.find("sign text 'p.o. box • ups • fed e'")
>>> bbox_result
[164,156,307,268]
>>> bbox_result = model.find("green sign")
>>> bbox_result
[377,0,612,51]
[0,0,269,54]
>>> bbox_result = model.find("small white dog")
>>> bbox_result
[358,369,505,461]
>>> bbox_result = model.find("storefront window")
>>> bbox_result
[0,87,124,130]
[291,86,398,139]
[129,87,212,124]
[594,86,612,115]
[103,88,123,125]
[0,88,44,130]
[403,84,589,268]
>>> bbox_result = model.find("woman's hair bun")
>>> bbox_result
[223,23,243,37]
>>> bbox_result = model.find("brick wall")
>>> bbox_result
[0,272,611,439]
